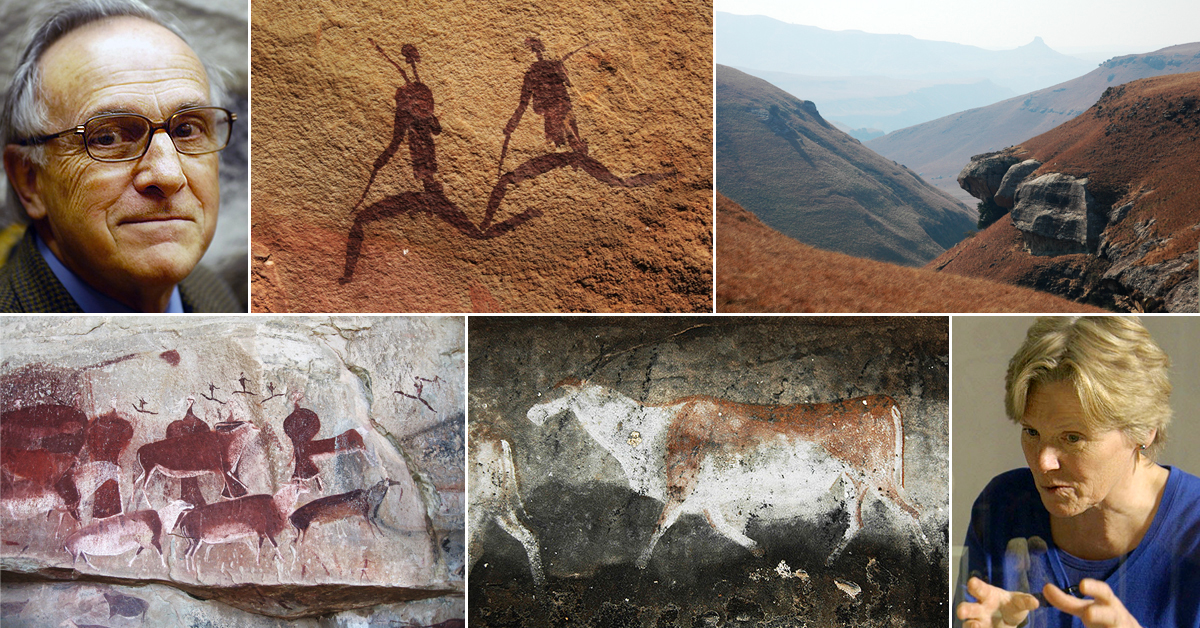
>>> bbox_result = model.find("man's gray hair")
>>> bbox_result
[2,0,227,222]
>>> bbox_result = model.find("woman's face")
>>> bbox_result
[1020,380,1141,519]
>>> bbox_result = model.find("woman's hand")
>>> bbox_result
[957,576,1040,628]
[1043,579,1143,628]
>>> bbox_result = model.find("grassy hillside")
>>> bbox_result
[716,193,1104,313]
[716,65,975,267]
[868,42,1200,204]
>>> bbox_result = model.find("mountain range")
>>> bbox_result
[869,42,1200,204]
[733,69,1015,137]
[716,65,974,267]
[715,12,1095,94]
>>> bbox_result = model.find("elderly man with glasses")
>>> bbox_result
[1,0,240,312]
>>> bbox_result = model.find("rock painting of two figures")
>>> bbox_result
[338,37,677,283]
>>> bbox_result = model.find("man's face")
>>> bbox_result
[30,16,219,293]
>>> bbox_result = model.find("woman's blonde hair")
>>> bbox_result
[1005,316,1172,459]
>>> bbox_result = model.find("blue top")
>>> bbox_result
[957,466,1200,628]
[36,230,183,313]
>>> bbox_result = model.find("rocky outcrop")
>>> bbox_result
[995,159,1042,209]
[956,151,1020,204]
[930,73,1200,312]
[1,317,464,624]
[1011,173,1103,255]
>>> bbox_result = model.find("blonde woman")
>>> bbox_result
[956,317,1200,628]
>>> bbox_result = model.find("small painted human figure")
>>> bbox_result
[359,43,443,207]
[504,37,587,155]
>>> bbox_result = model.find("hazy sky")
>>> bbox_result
[715,0,1200,56]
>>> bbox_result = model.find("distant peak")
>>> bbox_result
[1026,36,1047,47]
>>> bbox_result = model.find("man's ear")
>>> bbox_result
[3,145,49,221]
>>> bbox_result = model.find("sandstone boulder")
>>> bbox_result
[995,159,1042,209]
[0,317,464,622]
[957,151,1021,204]
[1011,173,1102,255]
[250,0,713,312]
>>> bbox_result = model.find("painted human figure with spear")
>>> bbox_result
[357,41,442,208]
[499,37,594,174]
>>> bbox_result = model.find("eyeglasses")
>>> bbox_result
[17,106,236,162]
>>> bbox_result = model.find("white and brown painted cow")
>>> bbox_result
[527,379,925,568]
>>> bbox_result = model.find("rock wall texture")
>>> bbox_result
[0,316,464,624]
[0,0,250,308]
[250,0,713,313]
[468,317,949,627]
[1010,173,1102,256]
[994,160,1042,210]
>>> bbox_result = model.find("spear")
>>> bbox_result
[370,38,409,83]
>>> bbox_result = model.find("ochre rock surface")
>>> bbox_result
[250,0,712,312]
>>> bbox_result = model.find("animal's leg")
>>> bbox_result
[703,507,761,557]
[467,509,486,576]
[128,547,141,567]
[827,473,866,565]
[877,479,929,548]
[877,479,920,520]
[637,500,684,569]
[494,509,544,585]
[82,552,96,569]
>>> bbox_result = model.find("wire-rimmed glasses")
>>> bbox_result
[17,106,236,162]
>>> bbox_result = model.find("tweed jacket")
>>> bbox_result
[0,228,242,313]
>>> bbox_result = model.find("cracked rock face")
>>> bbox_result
[995,159,1042,209]
[468,317,949,627]
[1011,173,1102,255]
[0,317,464,623]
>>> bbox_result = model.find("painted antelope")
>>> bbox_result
[468,437,544,585]
[62,500,192,568]
[283,403,373,490]
[175,481,307,570]
[527,380,924,568]
[289,478,401,542]
[131,419,260,508]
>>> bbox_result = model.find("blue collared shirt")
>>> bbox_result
[35,231,184,313]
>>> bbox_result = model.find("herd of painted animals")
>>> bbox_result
[1,397,400,574]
